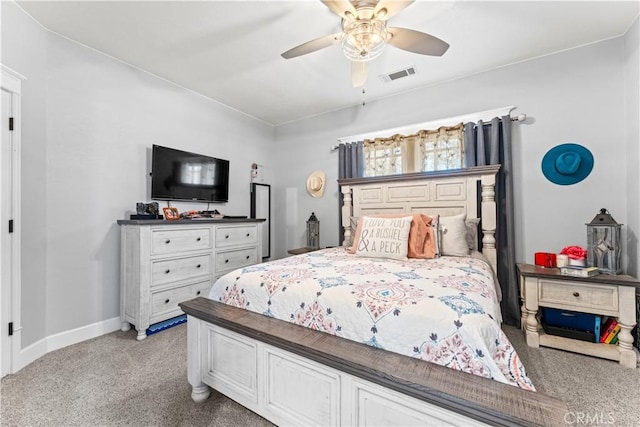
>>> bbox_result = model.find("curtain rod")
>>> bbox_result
[330,113,527,151]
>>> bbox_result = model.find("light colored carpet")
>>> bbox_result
[1,323,638,426]
[1,324,273,427]
[503,325,640,427]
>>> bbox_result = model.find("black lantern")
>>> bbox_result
[586,209,622,275]
[306,212,319,250]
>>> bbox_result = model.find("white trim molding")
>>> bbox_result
[1,65,27,92]
[15,317,121,372]
[1,64,25,377]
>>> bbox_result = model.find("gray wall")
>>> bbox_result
[625,17,639,277]
[3,2,639,350]
[2,2,276,347]
[274,36,635,272]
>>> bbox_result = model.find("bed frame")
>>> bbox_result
[340,165,499,273]
[182,166,568,426]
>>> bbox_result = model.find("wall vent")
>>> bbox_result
[380,66,417,82]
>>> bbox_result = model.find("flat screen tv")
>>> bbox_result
[151,145,229,203]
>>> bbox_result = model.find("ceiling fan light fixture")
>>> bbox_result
[341,19,388,62]
[374,8,388,20]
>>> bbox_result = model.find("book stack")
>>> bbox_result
[559,266,600,278]
[599,317,621,344]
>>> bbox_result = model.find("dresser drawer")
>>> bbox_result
[216,247,258,272]
[151,227,212,255]
[216,225,258,248]
[538,279,618,312]
[151,254,212,287]
[150,280,211,320]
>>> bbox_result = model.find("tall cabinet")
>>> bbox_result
[117,219,264,340]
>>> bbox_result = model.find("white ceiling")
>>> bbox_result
[16,0,639,126]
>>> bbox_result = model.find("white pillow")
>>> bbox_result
[465,217,481,251]
[355,216,412,260]
[439,213,470,256]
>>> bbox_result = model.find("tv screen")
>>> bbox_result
[151,145,229,203]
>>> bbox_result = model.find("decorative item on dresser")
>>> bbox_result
[180,166,569,426]
[518,263,639,368]
[306,212,319,250]
[132,202,161,220]
[162,207,180,220]
[117,218,264,340]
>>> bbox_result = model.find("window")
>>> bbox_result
[363,123,463,177]
[417,124,464,172]
[363,137,403,177]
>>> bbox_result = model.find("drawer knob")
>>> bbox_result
[165,269,170,274]
[196,237,201,242]
[196,291,201,296]
[164,299,170,304]
[165,239,171,244]
[246,255,250,260]
[573,292,580,297]
[246,233,250,237]
[196,264,201,269]
[225,259,229,263]
[225,235,229,239]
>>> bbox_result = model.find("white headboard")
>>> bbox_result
[338,165,500,273]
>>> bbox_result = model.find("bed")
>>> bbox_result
[180,166,568,426]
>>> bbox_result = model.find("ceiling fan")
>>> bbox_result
[281,0,449,88]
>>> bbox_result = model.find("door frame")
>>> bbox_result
[250,183,271,259]
[1,65,24,376]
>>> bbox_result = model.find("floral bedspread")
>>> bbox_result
[208,247,535,390]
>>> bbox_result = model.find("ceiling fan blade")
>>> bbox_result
[387,27,449,56]
[321,0,358,20]
[281,32,342,59]
[373,0,415,21]
[351,61,368,88]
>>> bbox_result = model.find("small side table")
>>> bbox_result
[517,263,639,368]
[287,247,319,255]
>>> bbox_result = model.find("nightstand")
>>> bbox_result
[287,247,319,255]
[517,263,639,368]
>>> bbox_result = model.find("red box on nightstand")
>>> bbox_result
[534,252,557,268]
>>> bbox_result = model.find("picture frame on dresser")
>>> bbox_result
[163,207,180,220]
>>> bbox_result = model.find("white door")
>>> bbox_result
[1,87,13,377]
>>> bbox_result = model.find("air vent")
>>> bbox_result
[380,66,417,83]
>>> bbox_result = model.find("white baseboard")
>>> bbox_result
[16,317,121,372]
[16,335,46,372]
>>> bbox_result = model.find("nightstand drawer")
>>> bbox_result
[538,279,618,312]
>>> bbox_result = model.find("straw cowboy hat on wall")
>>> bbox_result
[306,171,325,198]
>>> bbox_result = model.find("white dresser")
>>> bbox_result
[118,219,263,340]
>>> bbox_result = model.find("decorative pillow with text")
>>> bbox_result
[355,216,412,260]
[348,214,437,259]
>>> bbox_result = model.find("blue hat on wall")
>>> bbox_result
[541,143,594,185]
